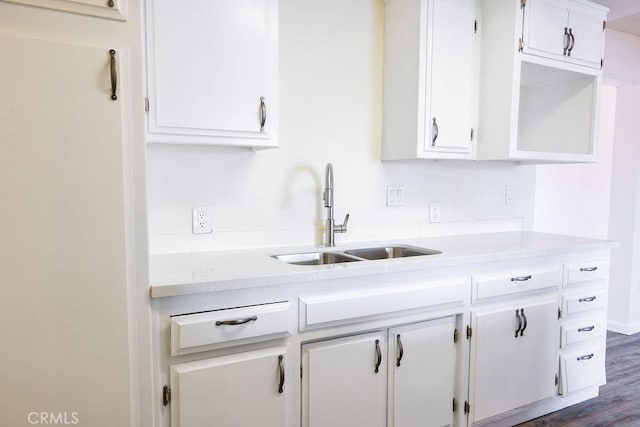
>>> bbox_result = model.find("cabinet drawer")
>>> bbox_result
[562,289,607,316]
[472,265,561,301]
[564,259,608,287]
[561,317,606,347]
[170,302,292,355]
[299,278,467,329]
[560,346,606,395]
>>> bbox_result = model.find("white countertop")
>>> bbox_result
[149,231,616,298]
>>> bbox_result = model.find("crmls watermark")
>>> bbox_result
[27,412,79,425]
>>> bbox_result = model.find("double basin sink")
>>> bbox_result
[272,245,441,266]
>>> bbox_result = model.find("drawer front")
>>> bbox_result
[563,289,607,316]
[171,301,292,355]
[299,278,467,329]
[472,265,562,301]
[560,346,606,395]
[561,317,606,347]
[564,259,609,287]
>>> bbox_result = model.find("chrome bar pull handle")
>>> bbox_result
[563,27,569,55]
[259,96,267,132]
[215,316,258,326]
[432,117,439,146]
[396,334,404,367]
[580,266,598,272]
[109,49,118,101]
[278,355,285,393]
[511,275,532,282]
[568,28,575,56]
[578,326,595,332]
[577,353,594,361]
[374,339,382,373]
[520,308,527,337]
[579,296,596,303]
[515,309,522,338]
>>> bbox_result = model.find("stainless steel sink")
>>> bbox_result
[271,251,363,266]
[344,245,441,260]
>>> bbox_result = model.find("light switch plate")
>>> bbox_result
[387,185,404,207]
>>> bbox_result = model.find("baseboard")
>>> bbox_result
[607,319,640,335]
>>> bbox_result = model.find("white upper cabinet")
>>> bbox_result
[522,0,607,69]
[476,0,607,163]
[145,0,278,149]
[382,0,477,160]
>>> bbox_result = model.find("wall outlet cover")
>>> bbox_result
[429,201,441,223]
[192,206,213,234]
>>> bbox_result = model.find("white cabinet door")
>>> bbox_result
[146,0,278,148]
[388,317,456,427]
[471,298,559,423]
[0,33,133,426]
[566,3,606,67]
[170,346,289,427]
[523,0,606,69]
[302,332,387,427]
[427,0,475,153]
[523,0,569,60]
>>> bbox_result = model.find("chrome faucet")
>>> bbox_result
[323,163,349,247]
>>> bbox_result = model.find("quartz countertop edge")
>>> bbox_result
[149,231,618,298]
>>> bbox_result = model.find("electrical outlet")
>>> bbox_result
[429,201,441,223]
[192,206,213,234]
[387,185,404,207]
[505,185,514,205]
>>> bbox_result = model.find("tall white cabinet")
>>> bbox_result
[382,0,477,160]
[0,1,145,425]
[145,0,278,149]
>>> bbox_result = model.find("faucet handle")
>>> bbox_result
[336,213,350,234]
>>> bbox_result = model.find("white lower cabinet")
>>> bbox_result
[301,331,387,427]
[470,298,559,423]
[301,317,457,427]
[169,346,289,427]
[388,317,456,427]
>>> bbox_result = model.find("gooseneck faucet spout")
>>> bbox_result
[323,163,349,247]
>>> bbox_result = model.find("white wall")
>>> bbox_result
[147,0,537,254]
[603,30,640,85]
[533,85,617,240]
[607,86,640,334]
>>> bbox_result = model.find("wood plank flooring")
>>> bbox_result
[518,331,640,427]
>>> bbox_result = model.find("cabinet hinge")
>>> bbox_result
[466,325,472,340]
[555,373,559,386]
[520,0,526,9]
[558,307,562,319]
[300,364,303,378]
[603,20,606,31]
[464,401,471,414]
[470,128,474,141]
[453,397,457,412]
[454,328,458,343]
[162,385,171,406]
[474,19,478,34]
[601,58,604,69]
[144,97,150,112]
[518,38,524,52]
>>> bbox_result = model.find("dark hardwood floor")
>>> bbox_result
[518,331,640,427]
